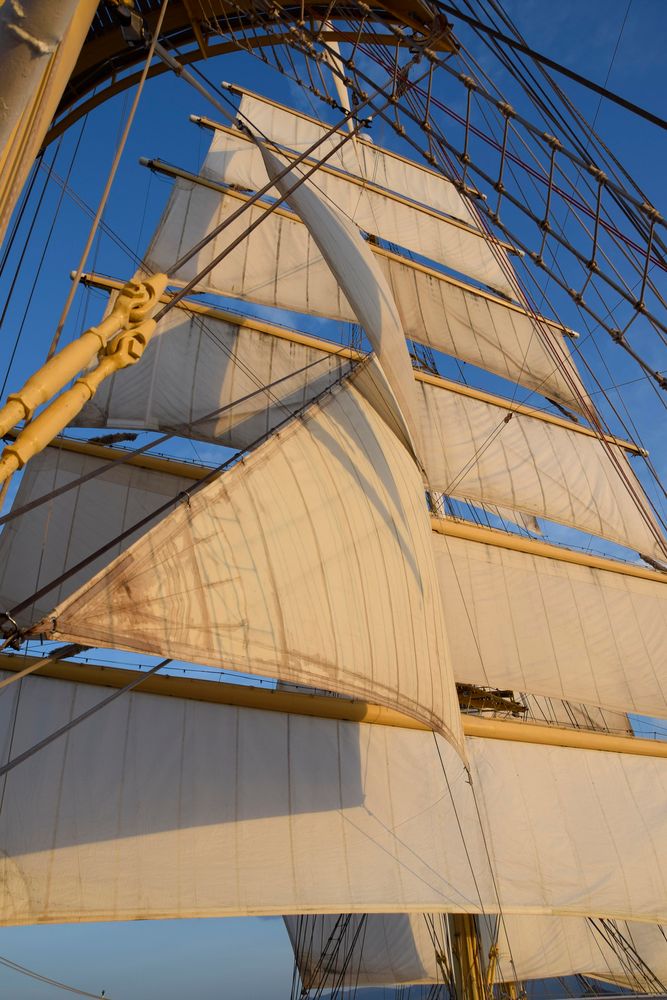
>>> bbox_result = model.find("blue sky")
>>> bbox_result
[0,1,666,997]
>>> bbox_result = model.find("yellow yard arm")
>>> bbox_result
[0,272,168,485]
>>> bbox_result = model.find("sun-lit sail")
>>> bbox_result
[433,522,667,716]
[28,371,462,745]
[0,4,665,991]
[2,669,667,927]
[142,145,588,414]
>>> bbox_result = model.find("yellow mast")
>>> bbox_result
[452,914,486,1000]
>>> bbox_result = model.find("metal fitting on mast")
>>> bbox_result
[0,272,168,485]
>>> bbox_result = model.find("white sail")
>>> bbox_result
[208,123,516,297]
[417,380,666,559]
[230,89,481,228]
[33,372,462,745]
[2,669,667,926]
[488,914,667,988]
[144,171,588,414]
[76,305,353,445]
[0,444,196,627]
[434,527,667,717]
[284,913,443,987]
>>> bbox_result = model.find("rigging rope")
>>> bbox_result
[0,953,106,999]
[432,1,667,131]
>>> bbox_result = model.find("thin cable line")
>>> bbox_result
[0,953,106,999]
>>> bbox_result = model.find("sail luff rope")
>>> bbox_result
[46,0,171,360]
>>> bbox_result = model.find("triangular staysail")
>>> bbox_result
[33,372,462,746]
[258,142,422,461]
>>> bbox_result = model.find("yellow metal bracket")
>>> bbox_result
[0,273,168,485]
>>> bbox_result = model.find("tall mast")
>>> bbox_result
[451,914,486,1000]
[0,0,98,244]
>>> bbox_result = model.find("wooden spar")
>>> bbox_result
[430,516,667,584]
[2,654,666,757]
[78,271,645,455]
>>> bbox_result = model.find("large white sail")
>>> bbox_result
[143,170,588,414]
[74,301,659,557]
[227,89,481,228]
[433,526,667,716]
[417,379,665,560]
[31,372,462,744]
[2,669,667,926]
[210,121,516,297]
